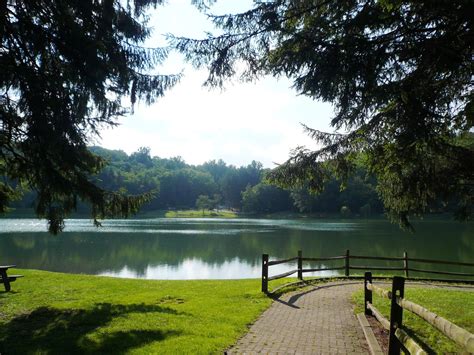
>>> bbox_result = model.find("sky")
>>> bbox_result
[98,0,334,168]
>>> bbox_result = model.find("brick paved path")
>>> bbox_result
[227,281,369,354]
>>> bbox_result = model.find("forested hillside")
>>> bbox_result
[9,146,386,217]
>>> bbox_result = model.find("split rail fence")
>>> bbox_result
[364,272,474,354]
[261,250,474,293]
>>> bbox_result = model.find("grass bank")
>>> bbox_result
[352,285,474,353]
[164,210,237,218]
[0,269,285,354]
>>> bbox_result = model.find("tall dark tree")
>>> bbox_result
[221,161,263,209]
[1,0,179,232]
[172,1,474,227]
[241,182,293,214]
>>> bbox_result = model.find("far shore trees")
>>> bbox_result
[11,146,392,217]
[196,195,212,215]
[172,1,474,228]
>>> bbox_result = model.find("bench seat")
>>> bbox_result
[0,266,23,291]
[0,274,24,282]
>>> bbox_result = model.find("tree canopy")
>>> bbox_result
[11,146,391,218]
[172,0,474,227]
[0,0,179,233]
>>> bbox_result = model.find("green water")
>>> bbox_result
[0,218,472,279]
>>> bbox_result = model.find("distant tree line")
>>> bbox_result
[10,139,471,218]
[9,145,388,217]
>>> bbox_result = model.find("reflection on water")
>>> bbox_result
[98,257,339,280]
[0,218,472,280]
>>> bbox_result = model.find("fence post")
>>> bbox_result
[403,251,409,278]
[364,272,372,316]
[388,276,405,355]
[297,250,303,280]
[262,254,269,293]
[345,249,350,277]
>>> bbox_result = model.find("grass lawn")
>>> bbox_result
[0,269,285,354]
[164,210,237,218]
[352,285,474,353]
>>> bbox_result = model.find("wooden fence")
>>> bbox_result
[364,272,474,354]
[261,250,474,293]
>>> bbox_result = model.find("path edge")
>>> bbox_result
[357,313,384,355]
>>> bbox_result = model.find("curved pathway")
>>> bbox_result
[227,281,369,354]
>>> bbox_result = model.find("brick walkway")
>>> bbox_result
[227,281,369,354]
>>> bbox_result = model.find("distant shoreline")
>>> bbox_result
[1,207,459,222]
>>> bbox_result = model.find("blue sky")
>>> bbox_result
[98,0,334,168]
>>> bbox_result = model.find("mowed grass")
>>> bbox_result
[352,285,474,353]
[0,269,284,354]
[164,210,237,218]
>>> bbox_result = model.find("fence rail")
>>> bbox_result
[268,269,298,281]
[302,256,346,261]
[261,250,474,293]
[268,257,298,266]
[364,272,474,354]
[301,266,345,273]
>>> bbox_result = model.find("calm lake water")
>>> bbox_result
[0,218,473,280]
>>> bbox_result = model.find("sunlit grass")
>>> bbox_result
[352,286,474,353]
[0,269,286,354]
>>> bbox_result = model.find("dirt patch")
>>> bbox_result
[367,315,389,353]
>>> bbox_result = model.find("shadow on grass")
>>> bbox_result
[0,303,184,354]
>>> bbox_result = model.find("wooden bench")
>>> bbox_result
[0,265,23,292]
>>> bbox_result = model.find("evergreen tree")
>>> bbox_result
[172,1,474,227]
[1,0,178,232]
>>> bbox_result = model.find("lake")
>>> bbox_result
[0,218,473,280]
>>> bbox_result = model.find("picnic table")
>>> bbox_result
[0,265,23,292]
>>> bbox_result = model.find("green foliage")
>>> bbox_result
[19,144,470,219]
[290,168,383,216]
[241,182,293,214]
[130,147,154,168]
[0,1,178,233]
[352,286,474,353]
[0,269,288,354]
[195,194,212,214]
[9,146,390,217]
[210,193,222,210]
[158,168,216,209]
[172,1,474,228]
[220,161,263,209]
